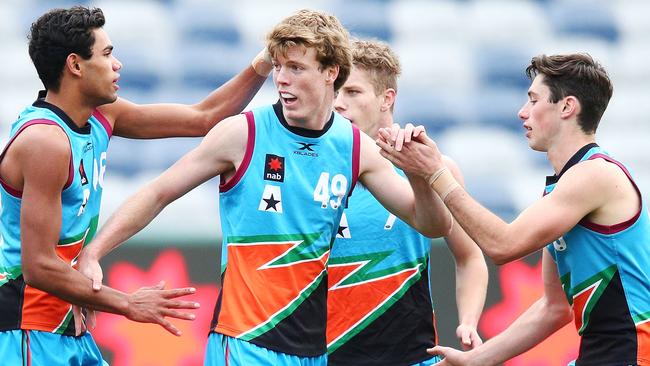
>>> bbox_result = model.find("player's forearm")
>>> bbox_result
[468,296,572,365]
[23,256,129,314]
[443,188,518,264]
[194,66,267,132]
[86,186,167,260]
[454,252,488,328]
[406,172,452,238]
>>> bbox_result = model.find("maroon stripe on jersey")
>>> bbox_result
[0,120,74,197]
[92,109,113,138]
[579,153,642,234]
[25,330,32,366]
[347,124,360,198]
[220,112,256,192]
[225,337,230,366]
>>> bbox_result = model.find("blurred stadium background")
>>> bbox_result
[1,0,649,364]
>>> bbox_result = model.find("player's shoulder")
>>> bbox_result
[201,112,249,149]
[567,157,620,180]
[14,123,69,154]
[557,157,622,196]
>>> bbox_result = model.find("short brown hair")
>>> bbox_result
[526,53,613,134]
[351,39,401,95]
[266,9,352,91]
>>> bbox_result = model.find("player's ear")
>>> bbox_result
[380,88,396,112]
[325,65,339,84]
[66,53,83,77]
[561,96,579,119]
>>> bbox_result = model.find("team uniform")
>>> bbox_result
[327,168,441,366]
[206,102,360,365]
[0,91,111,365]
[545,143,650,366]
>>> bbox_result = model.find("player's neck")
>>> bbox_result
[284,94,335,130]
[547,133,597,175]
[44,88,94,129]
[366,115,393,139]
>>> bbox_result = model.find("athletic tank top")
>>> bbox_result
[0,91,111,335]
[328,168,436,366]
[546,143,650,365]
[210,102,360,356]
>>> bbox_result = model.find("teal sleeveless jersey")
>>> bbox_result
[327,168,436,366]
[0,93,111,335]
[210,102,360,357]
[545,143,650,364]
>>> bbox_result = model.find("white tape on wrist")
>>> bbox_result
[426,167,448,187]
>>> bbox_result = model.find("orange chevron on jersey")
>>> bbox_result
[215,233,329,339]
[572,279,601,333]
[21,229,87,333]
[326,261,422,351]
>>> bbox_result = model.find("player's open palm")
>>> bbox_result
[125,280,199,336]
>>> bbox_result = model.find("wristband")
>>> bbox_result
[427,167,460,201]
[426,167,448,187]
[252,49,273,76]
[440,181,460,202]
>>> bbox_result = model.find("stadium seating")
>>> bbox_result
[1,0,648,223]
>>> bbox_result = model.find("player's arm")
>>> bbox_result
[18,126,197,335]
[443,157,488,350]
[429,249,573,366]
[378,129,607,264]
[358,131,452,238]
[81,114,247,263]
[98,52,270,138]
[441,161,608,264]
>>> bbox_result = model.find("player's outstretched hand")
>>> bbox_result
[429,345,475,366]
[456,323,483,350]
[125,280,200,336]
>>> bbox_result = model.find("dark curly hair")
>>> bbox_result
[526,54,613,134]
[28,6,105,91]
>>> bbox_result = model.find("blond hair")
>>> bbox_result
[266,9,352,91]
[351,39,401,95]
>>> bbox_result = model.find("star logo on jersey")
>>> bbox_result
[258,185,283,213]
[79,160,89,185]
[336,212,351,238]
[264,154,284,182]
[294,142,319,157]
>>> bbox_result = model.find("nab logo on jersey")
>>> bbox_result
[264,154,285,182]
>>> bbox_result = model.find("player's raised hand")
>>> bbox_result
[376,126,445,179]
[379,123,426,151]
[124,280,200,336]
